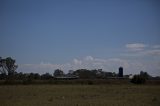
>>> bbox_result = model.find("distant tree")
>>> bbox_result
[140,71,150,79]
[131,75,146,84]
[53,69,64,77]
[0,58,7,75]
[34,73,41,80]
[0,73,7,80]
[0,57,18,79]
[91,69,105,78]
[41,73,52,80]
[14,72,24,80]
[68,70,74,75]
[5,57,18,76]
[104,72,117,78]
[28,73,35,80]
[73,69,96,79]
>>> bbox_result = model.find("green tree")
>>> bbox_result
[131,75,146,84]
[73,69,96,79]
[53,69,64,77]
[0,57,18,77]
[140,71,150,79]
[41,73,52,80]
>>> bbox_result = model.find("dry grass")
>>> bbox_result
[0,85,160,106]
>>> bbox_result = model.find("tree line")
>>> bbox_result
[0,57,119,80]
[0,57,157,84]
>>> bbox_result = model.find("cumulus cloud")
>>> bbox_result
[17,56,128,74]
[18,62,71,74]
[122,43,160,76]
[152,45,160,49]
[85,56,94,61]
[144,50,160,56]
[73,59,82,65]
[124,43,160,57]
[17,55,160,76]
[126,43,147,51]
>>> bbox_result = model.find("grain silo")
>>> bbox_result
[118,67,123,77]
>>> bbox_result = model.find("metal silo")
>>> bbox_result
[118,67,123,77]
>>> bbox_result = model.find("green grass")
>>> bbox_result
[0,85,160,106]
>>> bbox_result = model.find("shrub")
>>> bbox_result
[131,75,146,84]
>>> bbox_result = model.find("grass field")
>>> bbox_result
[0,84,160,106]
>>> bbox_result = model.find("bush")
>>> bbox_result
[131,75,146,84]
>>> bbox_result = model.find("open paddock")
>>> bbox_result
[0,84,160,106]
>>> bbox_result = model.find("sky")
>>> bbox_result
[0,0,160,76]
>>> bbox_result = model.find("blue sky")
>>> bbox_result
[0,0,160,76]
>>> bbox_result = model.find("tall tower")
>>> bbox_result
[118,67,123,77]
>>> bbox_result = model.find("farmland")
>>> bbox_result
[0,84,160,106]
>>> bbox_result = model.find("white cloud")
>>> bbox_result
[124,43,160,57]
[153,45,160,49]
[18,62,71,74]
[85,56,94,61]
[108,58,125,62]
[94,58,106,63]
[126,43,147,51]
[73,59,82,65]
[17,55,160,76]
[144,50,160,56]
